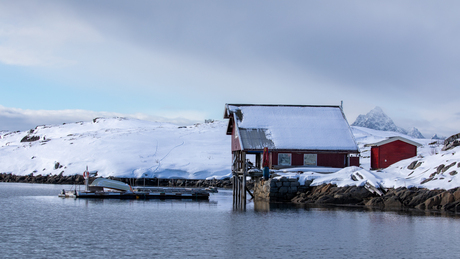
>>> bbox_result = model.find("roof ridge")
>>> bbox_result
[226,103,341,108]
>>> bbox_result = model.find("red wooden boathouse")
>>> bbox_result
[224,104,360,170]
[365,136,422,170]
[224,104,360,208]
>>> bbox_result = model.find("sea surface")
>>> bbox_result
[1,183,460,258]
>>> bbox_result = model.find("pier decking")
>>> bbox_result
[58,173,216,200]
[59,187,214,200]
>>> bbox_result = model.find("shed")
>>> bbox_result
[224,104,360,170]
[365,136,422,170]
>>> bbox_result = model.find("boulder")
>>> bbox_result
[365,197,384,209]
[407,161,418,170]
[407,190,438,207]
[440,192,455,206]
[453,188,460,201]
[384,196,403,209]
[315,195,335,204]
[443,201,460,213]
[442,162,457,173]
[424,195,442,210]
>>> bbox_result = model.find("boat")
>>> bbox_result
[58,168,214,200]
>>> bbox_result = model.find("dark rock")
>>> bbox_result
[407,190,435,207]
[443,201,460,212]
[315,195,335,204]
[436,164,445,174]
[425,195,442,210]
[365,197,384,209]
[407,161,418,170]
[442,162,457,173]
[384,196,402,209]
[440,191,455,206]
[20,135,40,142]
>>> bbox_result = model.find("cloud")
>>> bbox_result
[0,1,102,66]
[1,1,459,139]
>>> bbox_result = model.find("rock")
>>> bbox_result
[384,196,402,209]
[442,162,457,173]
[315,195,335,204]
[408,190,439,207]
[415,203,426,210]
[443,201,460,213]
[420,178,433,184]
[436,164,445,174]
[20,135,40,142]
[318,184,333,194]
[279,187,288,194]
[425,195,442,210]
[407,161,418,170]
[365,197,384,209]
[345,186,375,200]
[440,191,455,206]
[453,188,460,201]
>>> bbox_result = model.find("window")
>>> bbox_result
[278,153,291,166]
[304,154,317,166]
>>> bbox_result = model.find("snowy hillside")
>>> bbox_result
[0,118,231,180]
[1,117,460,190]
[288,126,459,191]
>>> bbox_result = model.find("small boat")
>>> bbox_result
[58,168,213,200]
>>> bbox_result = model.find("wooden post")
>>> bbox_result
[242,152,247,208]
[255,153,261,169]
[232,150,248,210]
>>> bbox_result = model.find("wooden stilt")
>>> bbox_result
[232,150,248,210]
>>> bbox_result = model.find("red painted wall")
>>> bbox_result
[231,126,241,152]
[271,152,350,168]
[371,147,380,169]
[371,140,417,169]
[350,157,360,167]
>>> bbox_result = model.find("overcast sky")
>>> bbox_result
[0,0,459,137]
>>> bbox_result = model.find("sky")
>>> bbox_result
[0,0,459,137]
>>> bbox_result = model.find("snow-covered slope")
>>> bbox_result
[289,126,459,190]
[0,118,231,179]
[1,117,459,190]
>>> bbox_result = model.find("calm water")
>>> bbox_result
[1,183,460,258]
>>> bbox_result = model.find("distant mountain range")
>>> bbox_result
[351,106,425,139]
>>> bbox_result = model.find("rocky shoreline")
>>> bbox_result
[0,173,234,188]
[3,172,460,214]
[291,183,460,214]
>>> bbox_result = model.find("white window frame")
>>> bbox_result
[304,154,317,166]
[278,153,292,166]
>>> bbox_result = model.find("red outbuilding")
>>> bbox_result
[366,136,422,170]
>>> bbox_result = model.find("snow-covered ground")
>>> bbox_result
[0,118,231,180]
[280,126,459,190]
[1,118,459,190]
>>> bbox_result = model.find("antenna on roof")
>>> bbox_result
[341,100,343,110]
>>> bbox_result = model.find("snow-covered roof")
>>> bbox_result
[364,136,422,147]
[225,104,358,152]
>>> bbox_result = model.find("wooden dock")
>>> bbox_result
[59,187,214,200]
[58,174,216,200]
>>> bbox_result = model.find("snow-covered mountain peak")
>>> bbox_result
[352,106,404,133]
[352,107,425,139]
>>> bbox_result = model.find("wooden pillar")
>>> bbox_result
[255,153,261,169]
[232,150,248,210]
[242,151,247,208]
